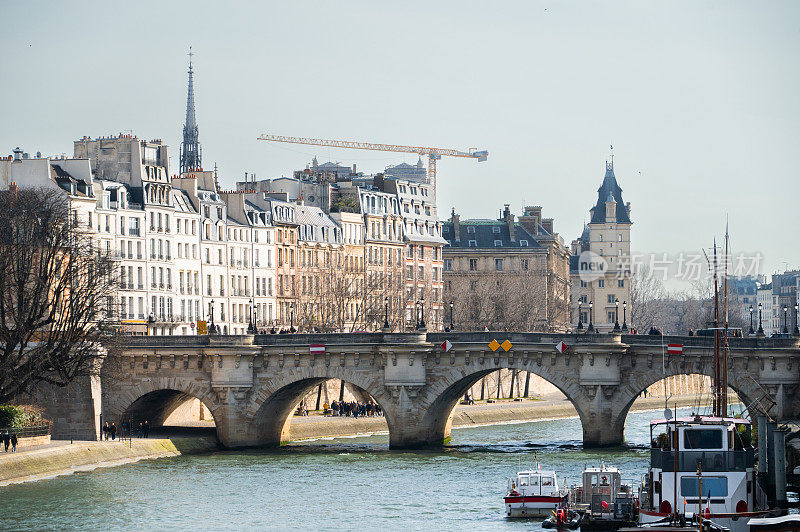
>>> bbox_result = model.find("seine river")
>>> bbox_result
[1,408,688,531]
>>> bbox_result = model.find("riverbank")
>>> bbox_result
[0,434,218,486]
[288,394,704,441]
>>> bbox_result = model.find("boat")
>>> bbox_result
[570,462,638,531]
[505,465,569,518]
[637,234,771,532]
[543,508,583,529]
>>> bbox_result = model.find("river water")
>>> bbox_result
[0,407,696,531]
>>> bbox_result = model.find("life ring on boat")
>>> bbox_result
[601,475,608,484]
[509,490,519,497]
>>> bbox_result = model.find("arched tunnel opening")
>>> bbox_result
[121,389,216,439]
[249,378,389,447]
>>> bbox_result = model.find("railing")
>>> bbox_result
[0,423,51,438]
[650,448,754,472]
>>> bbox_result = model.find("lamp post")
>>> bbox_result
[622,300,628,332]
[414,300,420,329]
[613,298,620,331]
[247,298,256,334]
[383,296,389,329]
[748,305,754,335]
[577,302,584,331]
[757,302,764,336]
[783,305,789,334]
[147,314,155,336]
[419,295,426,329]
[290,302,296,333]
[449,300,454,331]
[587,301,594,333]
[794,303,799,336]
[209,299,216,335]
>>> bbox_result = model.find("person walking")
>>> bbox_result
[110,423,117,441]
[10,433,18,452]
[143,420,149,438]
[2,431,10,452]
[103,422,109,441]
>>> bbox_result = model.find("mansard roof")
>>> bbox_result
[590,162,631,224]
[441,220,543,250]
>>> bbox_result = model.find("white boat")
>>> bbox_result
[505,466,568,518]
[572,463,638,531]
[637,415,770,532]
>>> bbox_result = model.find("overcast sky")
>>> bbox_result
[2,1,798,283]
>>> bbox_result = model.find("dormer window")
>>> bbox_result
[466,226,475,233]
[494,240,502,247]
[468,240,477,247]
[520,240,529,247]
[492,227,500,233]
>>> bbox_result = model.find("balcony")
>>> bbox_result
[129,228,140,237]
[137,284,144,290]
[650,449,754,472]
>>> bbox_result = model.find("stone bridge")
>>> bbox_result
[58,332,800,448]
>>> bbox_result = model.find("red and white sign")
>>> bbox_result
[667,343,683,355]
[555,341,568,354]
[309,344,325,354]
[440,340,453,352]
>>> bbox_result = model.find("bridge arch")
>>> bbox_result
[408,361,590,449]
[610,363,762,446]
[244,367,396,448]
[102,376,224,438]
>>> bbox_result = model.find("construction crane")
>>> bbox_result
[256,133,488,197]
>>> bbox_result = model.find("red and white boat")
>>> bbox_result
[505,465,568,518]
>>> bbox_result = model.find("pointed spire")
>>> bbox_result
[180,46,202,175]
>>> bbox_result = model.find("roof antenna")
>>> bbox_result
[213,162,219,192]
[610,143,614,168]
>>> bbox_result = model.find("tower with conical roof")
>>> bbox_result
[570,160,633,332]
[179,47,202,175]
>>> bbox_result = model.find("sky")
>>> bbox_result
[1,1,798,284]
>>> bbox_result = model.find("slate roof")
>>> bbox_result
[590,163,631,224]
[569,255,580,273]
[441,220,543,249]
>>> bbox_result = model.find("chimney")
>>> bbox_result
[503,204,515,241]
[541,218,554,234]
[352,164,357,174]
[519,205,541,236]
[9,181,18,198]
[626,202,631,218]
[451,208,461,242]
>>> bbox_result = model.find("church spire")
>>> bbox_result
[179,46,202,174]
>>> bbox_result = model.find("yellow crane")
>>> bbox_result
[256,133,488,197]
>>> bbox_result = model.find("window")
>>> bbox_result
[494,240,502,247]
[608,294,616,304]
[495,259,503,271]
[580,280,588,288]
[684,429,723,449]
[468,240,477,247]
[681,477,727,497]
[607,311,615,322]
[519,240,529,247]
[598,280,605,288]
[521,259,529,270]
[444,259,452,271]
[492,226,500,233]
[469,259,478,271]
[618,280,624,288]
[466,226,475,233]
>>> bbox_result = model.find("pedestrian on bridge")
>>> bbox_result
[2,431,9,452]
[143,420,150,438]
[10,433,17,452]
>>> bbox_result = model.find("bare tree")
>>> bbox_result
[0,188,118,404]
[629,263,666,331]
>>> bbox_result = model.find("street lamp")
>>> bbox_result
[613,298,620,331]
[419,295,426,329]
[209,299,216,335]
[794,303,799,336]
[449,300,454,331]
[748,305,754,335]
[414,299,420,329]
[783,305,789,334]
[577,302,584,331]
[247,298,256,334]
[757,302,764,336]
[383,296,389,329]
[587,301,594,333]
[290,302,296,333]
[622,300,628,332]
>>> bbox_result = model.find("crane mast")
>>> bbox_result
[256,133,488,197]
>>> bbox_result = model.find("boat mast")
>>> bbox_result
[712,239,721,418]
[722,224,730,417]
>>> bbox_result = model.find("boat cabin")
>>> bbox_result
[509,469,560,496]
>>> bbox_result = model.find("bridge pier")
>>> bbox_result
[582,414,625,448]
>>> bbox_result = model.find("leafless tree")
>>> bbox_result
[629,263,666,331]
[0,188,118,404]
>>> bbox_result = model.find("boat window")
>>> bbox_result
[530,477,539,486]
[542,478,553,486]
[680,476,728,497]
[519,476,529,486]
[684,429,723,449]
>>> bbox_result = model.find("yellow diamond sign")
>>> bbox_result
[501,340,513,352]
[488,339,500,352]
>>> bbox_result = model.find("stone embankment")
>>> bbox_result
[0,435,218,486]
[288,394,703,441]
